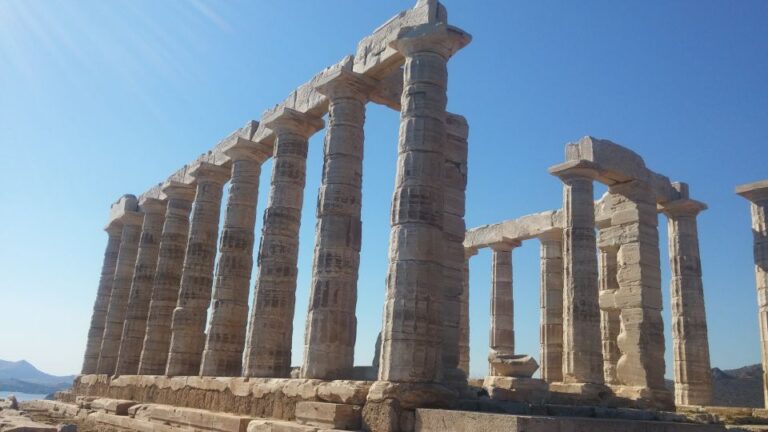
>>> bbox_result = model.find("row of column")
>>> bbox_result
[82,23,469,383]
[461,176,712,407]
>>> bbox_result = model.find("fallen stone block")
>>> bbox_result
[247,419,318,432]
[89,398,136,416]
[134,403,253,432]
[295,402,361,430]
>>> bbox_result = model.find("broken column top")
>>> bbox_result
[736,179,768,202]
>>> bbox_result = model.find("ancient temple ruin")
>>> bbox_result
[31,1,768,431]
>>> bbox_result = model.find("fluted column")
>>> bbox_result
[166,162,230,376]
[244,108,323,378]
[378,23,470,383]
[662,197,712,406]
[302,71,373,380]
[608,180,668,400]
[441,113,470,384]
[489,242,518,375]
[81,223,123,374]
[539,230,563,383]
[200,142,269,377]
[597,245,621,385]
[138,181,196,375]
[96,210,144,375]
[549,162,603,385]
[115,198,167,375]
[736,180,768,407]
[460,249,477,376]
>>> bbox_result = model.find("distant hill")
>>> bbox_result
[0,359,75,394]
[711,364,764,408]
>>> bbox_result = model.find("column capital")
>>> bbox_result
[104,222,123,236]
[189,162,230,185]
[538,229,563,242]
[138,197,167,215]
[661,199,707,218]
[390,23,471,59]
[119,210,144,227]
[464,247,479,259]
[161,180,196,201]
[224,138,272,164]
[736,179,768,203]
[489,240,521,252]
[548,160,601,182]
[315,69,377,102]
[263,107,324,139]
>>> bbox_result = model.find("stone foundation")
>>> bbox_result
[72,374,370,421]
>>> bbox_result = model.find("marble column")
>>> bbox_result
[662,197,712,406]
[549,162,603,385]
[244,108,323,378]
[460,249,477,376]
[608,180,668,400]
[81,223,123,374]
[441,113,470,384]
[489,242,518,375]
[378,23,470,383]
[96,210,144,375]
[302,71,372,380]
[200,143,269,377]
[138,181,196,375]
[539,230,563,383]
[166,162,230,376]
[115,198,167,375]
[736,180,768,408]
[597,245,621,386]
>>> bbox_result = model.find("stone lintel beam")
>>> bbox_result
[548,159,605,182]
[464,211,562,250]
[737,179,768,203]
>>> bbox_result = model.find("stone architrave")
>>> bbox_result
[114,198,167,375]
[460,249,477,376]
[301,70,373,380]
[549,161,603,385]
[244,108,323,378]
[441,113,470,385]
[200,142,270,377]
[138,181,196,375]
[166,162,230,376]
[378,23,470,383]
[662,196,712,406]
[489,242,519,376]
[81,223,124,374]
[736,180,768,408]
[538,230,563,383]
[96,210,144,375]
[604,180,669,404]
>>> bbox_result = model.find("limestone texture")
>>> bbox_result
[138,181,196,375]
[538,230,563,383]
[166,162,230,376]
[244,108,323,378]
[201,141,269,377]
[115,198,167,375]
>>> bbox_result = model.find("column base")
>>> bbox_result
[363,381,458,432]
[548,382,612,405]
[483,376,549,403]
[610,384,674,411]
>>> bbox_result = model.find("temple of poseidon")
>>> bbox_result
[16,1,768,431]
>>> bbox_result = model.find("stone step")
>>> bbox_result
[415,408,728,432]
[295,402,361,430]
[132,403,254,432]
[247,419,318,432]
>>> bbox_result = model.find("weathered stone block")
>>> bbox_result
[295,402,361,430]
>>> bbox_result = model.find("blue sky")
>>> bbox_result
[0,0,766,378]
